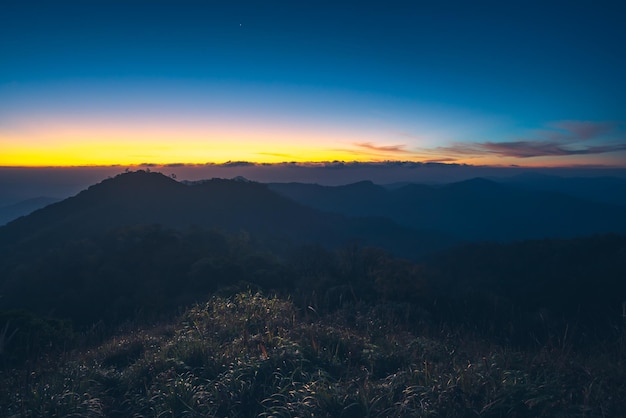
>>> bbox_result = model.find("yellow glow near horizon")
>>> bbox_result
[3,118,623,168]
[4,135,615,168]
[0,139,372,166]
[0,120,400,166]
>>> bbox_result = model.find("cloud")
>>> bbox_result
[353,142,411,154]
[220,161,256,167]
[432,120,625,159]
[438,141,626,158]
[499,141,626,157]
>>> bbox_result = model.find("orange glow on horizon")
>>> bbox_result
[1,125,399,166]
[3,140,620,168]
[3,119,624,169]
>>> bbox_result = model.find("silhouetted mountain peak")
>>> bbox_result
[87,170,180,193]
[333,180,386,196]
[232,176,251,182]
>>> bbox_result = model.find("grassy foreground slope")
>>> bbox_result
[2,291,625,417]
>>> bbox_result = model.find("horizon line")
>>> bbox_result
[3,160,626,170]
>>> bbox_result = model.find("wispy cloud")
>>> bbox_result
[433,120,625,159]
[439,141,626,158]
[353,142,411,154]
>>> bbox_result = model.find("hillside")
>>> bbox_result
[0,171,453,258]
[3,291,625,417]
[269,177,626,241]
[494,173,626,206]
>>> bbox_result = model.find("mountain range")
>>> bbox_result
[492,173,626,206]
[269,177,626,242]
[0,171,451,259]
[2,171,625,255]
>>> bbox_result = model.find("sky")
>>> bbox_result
[1,0,626,193]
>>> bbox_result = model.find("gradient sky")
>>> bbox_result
[1,0,625,168]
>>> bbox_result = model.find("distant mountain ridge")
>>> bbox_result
[269,177,626,242]
[492,173,626,206]
[0,171,453,258]
[2,172,624,259]
[0,197,61,226]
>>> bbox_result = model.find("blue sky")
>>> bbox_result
[1,0,625,170]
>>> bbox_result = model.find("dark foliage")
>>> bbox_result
[427,234,626,345]
[0,224,292,328]
[2,224,624,357]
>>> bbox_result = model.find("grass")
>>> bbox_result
[1,291,625,417]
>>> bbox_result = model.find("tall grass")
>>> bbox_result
[1,292,625,417]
